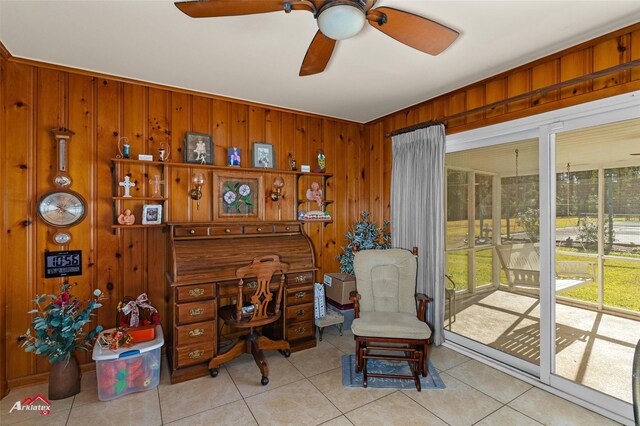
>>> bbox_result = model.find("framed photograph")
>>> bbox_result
[213,173,264,221]
[252,142,274,169]
[184,132,213,165]
[227,147,241,167]
[142,204,163,225]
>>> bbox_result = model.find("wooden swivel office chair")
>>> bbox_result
[349,248,432,391]
[208,254,291,385]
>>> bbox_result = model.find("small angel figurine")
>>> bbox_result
[306,182,323,207]
[117,208,135,225]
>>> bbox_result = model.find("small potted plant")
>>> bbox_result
[20,282,104,399]
[337,211,391,275]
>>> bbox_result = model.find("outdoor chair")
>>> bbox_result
[349,248,432,391]
[495,243,596,293]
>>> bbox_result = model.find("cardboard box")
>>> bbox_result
[323,273,356,305]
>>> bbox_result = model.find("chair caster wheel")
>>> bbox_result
[209,368,219,377]
[261,376,269,386]
[279,350,291,358]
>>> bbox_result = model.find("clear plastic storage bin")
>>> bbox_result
[92,325,163,401]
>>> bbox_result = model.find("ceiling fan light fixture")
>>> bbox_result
[317,2,366,41]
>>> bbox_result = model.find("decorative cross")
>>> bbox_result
[148,174,165,198]
[119,176,136,197]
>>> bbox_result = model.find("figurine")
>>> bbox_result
[306,182,323,207]
[117,209,135,225]
[288,153,297,171]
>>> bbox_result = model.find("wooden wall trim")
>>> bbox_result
[366,22,640,127]
[0,41,10,60]
[6,56,363,127]
[0,39,8,400]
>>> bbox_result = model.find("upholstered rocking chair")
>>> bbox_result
[349,248,432,391]
[208,254,290,386]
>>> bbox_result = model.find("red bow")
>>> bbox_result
[120,293,158,328]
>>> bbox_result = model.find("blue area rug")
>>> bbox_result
[342,354,445,390]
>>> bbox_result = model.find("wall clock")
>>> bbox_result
[38,190,86,228]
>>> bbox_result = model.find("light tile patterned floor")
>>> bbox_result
[1,327,619,426]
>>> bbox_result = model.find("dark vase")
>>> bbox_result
[48,356,81,400]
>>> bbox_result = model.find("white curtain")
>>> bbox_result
[391,125,446,345]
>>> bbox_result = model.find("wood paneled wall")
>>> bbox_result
[362,23,640,226]
[2,22,640,391]
[0,56,367,388]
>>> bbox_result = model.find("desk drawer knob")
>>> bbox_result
[189,229,196,234]
[294,275,306,283]
[189,350,204,359]
[295,327,306,334]
[285,226,290,231]
[188,328,205,338]
[225,228,231,233]
[189,288,205,297]
[295,291,306,299]
[257,227,262,232]
[245,281,258,289]
[295,309,305,317]
[190,308,205,316]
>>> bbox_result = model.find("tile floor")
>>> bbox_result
[1,327,619,426]
[448,289,640,403]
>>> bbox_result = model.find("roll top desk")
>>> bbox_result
[166,221,317,383]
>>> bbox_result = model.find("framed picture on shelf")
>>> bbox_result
[184,132,213,165]
[252,142,274,169]
[142,204,163,225]
[213,173,264,221]
[227,147,241,166]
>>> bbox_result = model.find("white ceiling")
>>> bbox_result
[2,1,640,123]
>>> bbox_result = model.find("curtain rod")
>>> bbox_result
[386,58,640,138]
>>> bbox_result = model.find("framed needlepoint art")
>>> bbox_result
[213,173,264,221]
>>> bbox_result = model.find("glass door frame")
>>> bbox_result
[443,90,640,424]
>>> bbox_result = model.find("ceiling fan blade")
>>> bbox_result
[367,6,458,55]
[175,0,287,18]
[299,30,336,76]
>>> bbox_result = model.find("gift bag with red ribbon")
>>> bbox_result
[116,294,161,342]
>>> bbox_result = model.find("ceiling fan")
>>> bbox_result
[174,0,459,76]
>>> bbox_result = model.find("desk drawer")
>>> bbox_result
[286,284,314,305]
[286,320,314,341]
[286,302,314,323]
[210,225,243,236]
[244,225,272,234]
[274,224,300,233]
[176,342,215,368]
[176,283,215,302]
[174,226,209,237]
[176,321,215,346]
[287,271,313,285]
[176,300,216,324]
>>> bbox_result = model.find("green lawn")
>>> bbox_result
[447,246,640,312]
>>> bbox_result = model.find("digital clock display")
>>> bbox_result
[44,250,82,278]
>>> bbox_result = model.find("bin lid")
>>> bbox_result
[92,325,164,361]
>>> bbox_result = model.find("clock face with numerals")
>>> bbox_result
[38,191,86,228]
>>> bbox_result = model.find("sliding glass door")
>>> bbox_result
[552,118,640,405]
[444,92,640,423]
[445,138,541,374]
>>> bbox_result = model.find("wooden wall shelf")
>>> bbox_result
[111,158,333,178]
